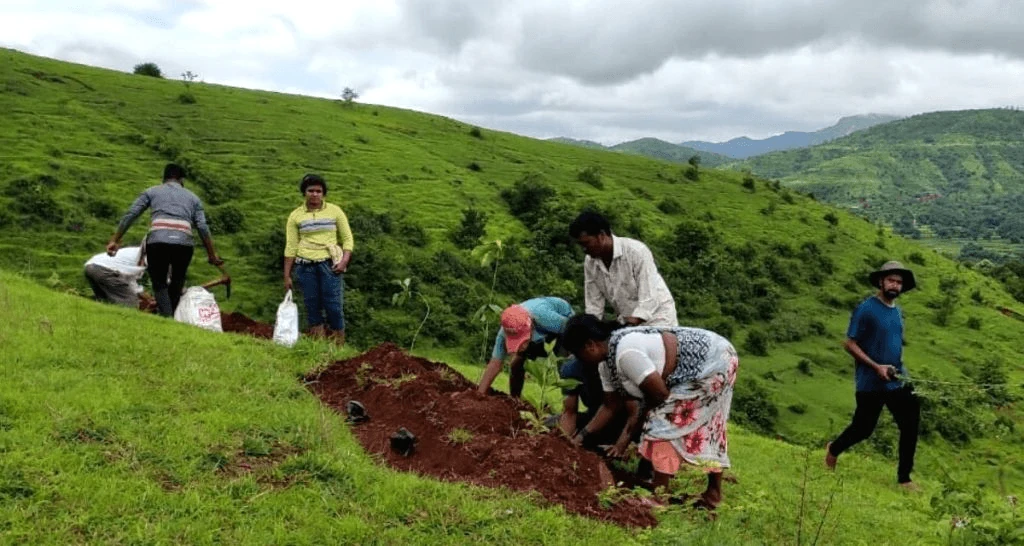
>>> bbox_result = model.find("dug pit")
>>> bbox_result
[306,343,657,527]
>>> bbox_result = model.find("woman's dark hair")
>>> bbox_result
[560,314,623,356]
[163,163,186,181]
[300,173,327,195]
[568,211,611,238]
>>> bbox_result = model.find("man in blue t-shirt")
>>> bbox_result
[825,261,921,489]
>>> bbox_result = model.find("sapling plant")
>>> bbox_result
[391,277,430,351]
[472,239,504,359]
[522,339,581,415]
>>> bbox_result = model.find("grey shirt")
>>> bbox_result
[118,181,210,246]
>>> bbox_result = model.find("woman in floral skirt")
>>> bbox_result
[561,314,739,508]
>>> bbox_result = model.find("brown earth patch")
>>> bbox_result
[306,343,657,527]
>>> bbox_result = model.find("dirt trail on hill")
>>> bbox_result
[306,343,657,527]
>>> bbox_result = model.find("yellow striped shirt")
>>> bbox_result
[284,202,354,260]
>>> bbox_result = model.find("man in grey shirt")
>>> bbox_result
[106,163,223,317]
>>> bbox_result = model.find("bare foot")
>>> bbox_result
[695,490,722,510]
[824,442,837,470]
[899,481,922,492]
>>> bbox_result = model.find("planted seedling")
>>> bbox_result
[391,277,431,351]
[523,339,581,415]
[471,239,504,359]
[596,482,654,509]
[372,372,417,389]
[518,411,550,436]
[445,428,474,445]
[354,363,373,388]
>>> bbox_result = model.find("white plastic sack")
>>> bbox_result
[173,286,223,332]
[273,290,299,347]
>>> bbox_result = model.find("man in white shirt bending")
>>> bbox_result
[569,211,678,327]
[84,245,147,308]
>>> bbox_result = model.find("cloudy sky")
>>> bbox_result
[3,0,1023,144]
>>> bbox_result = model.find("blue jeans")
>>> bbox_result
[295,261,345,331]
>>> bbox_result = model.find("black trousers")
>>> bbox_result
[830,386,920,483]
[146,242,194,317]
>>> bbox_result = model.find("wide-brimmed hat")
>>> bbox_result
[869,261,916,292]
[500,305,533,354]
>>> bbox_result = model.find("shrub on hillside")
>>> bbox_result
[666,221,715,261]
[683,166,699,181]
[971,357,1014,406]
[967,316,982,330]
[823,212,839,226]
[132,62,163,78]
[656,198,682,215]
[208,204,246,235]
[469,127,483,139]
[4,175,65,225]
[787,403,807,414]
[500,174,555,223]
[347,204,394,238]
[467,162,482,172]
[237,228,286,279]
[743,329,770,356]
[742,176,755,191]
[85,196,118,220]
[577,166,603,189]
[732,378,778,434]
[450,208,488,250]
[399,222,429,248]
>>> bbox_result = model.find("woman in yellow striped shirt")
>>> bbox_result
[283,174,354,344]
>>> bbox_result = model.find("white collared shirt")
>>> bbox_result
[583,235,678,326]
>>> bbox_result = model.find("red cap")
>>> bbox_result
[500,305,533,354]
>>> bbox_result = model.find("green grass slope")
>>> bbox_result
[0,49,1023,542]
[736,109,1024,249]
[2,271,1019,545]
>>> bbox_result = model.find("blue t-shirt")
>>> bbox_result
[559,358,602,419]
[847,296,907,392]
[491,297,574,360]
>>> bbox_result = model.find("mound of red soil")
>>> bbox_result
[220,312,274,339]
[306,343,657,527]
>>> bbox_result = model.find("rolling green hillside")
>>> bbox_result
[1,49,1023,542]
[737,109,1024,250]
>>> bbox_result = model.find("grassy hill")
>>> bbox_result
[736,109,1024,252]
[1,49,1023,542]
[3,270,1021,545]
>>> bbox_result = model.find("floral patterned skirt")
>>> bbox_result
[639,333,738,475]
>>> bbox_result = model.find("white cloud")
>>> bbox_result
[1,0,1023,144]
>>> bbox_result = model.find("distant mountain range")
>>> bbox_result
[547,137,733,167]
[682,114,901,159]
[550,114,901,163]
